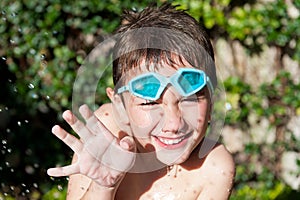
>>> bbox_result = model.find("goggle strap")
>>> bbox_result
[117,86,129,94]
[206,76,214,95]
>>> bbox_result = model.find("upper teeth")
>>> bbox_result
[158,137,184,145]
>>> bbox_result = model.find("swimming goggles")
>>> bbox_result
[117,68,214,101]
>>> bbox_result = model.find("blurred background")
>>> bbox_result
[0,0,300,199]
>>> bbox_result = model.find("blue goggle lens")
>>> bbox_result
[131,76,161,99]
[178,72,204,94]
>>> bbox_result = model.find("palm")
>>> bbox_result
[47,105,135,187]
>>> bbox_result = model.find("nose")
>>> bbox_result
[161,103,182,134]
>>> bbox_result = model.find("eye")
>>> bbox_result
[140,101,158,106]
[181,94,206,104]
[181,97,200,103]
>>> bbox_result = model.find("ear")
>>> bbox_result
[106,87,116,101]
[106,87,131,133]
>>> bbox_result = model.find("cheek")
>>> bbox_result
[181,103,209,129]
[127,106,163,137]
[128,107,156,127]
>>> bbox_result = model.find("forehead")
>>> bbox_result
[123,54,195,82]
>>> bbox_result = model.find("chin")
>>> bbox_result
[155,144,193,165]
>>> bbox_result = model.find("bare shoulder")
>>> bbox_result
[197,141,235,200]
[94,103,120,136]
[206,143,235,172]
[94,103,113,119]
[67,155,93,200]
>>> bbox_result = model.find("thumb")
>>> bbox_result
[120,136,136,152]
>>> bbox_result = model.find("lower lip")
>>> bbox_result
[154,135,190,150]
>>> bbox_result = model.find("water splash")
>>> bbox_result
[28,83,35,89]
[57,185,63,191]
[40,54,46,60]
[31,93,38,99]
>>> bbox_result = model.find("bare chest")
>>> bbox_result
[115,166,206,200]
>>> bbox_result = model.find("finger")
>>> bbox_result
[52,125,83,154]
[79,105,114,142]
[79,105,100,134]
[47,164,79,177]
[62,110,93,142]
[120,136,136,152]
[101,140,136,172]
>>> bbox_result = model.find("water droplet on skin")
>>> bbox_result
[28,83,35,89]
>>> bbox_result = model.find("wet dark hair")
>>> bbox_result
[112,3,216,88]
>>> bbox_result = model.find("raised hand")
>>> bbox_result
[47,104,136,188]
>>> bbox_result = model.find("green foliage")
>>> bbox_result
[224,71,300,199]
[224,70,300,127]
[174,0,300,58]
[42,184,67,200]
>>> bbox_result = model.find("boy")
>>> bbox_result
[47,3,235,200]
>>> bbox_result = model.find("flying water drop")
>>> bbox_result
[28,83,35,89]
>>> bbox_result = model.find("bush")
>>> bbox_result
[0,0,299,198]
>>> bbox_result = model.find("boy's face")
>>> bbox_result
[117,61,211,165]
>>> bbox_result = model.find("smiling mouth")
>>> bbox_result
[157,137,185,145]
[154,132,192,146]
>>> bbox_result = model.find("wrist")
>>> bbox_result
[82,181,118,200]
